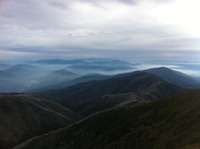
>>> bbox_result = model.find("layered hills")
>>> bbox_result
[0,58,136,92]
[0,66,199,149]
[48,71,182,116]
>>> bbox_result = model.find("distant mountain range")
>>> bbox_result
[0,58,199,93]
[0,64,37,78]
[0,63,10,70]
[14,89,200,149]
[35,58,136,72]
[0,80,23,92]
[0,59,137,92]
[35,58,133,65]
[29,73,109,92]
[31,67,200,93]
[0,64,40,92]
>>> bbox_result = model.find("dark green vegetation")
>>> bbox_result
[49,71,182,116]
[0,94,77,149]
[14,89,200,149]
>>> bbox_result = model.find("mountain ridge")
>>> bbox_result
[46,71,182,116]
[0,94,78,149]
[13,89,200,149]
[145,67,200,88]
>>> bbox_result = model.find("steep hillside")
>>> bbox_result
[49,71,182,114]
[15,89,200,149]
[145,67,200,88]
[0,94,78,149]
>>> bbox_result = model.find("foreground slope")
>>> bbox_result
[0,94,77,149]
[15,89,200,149]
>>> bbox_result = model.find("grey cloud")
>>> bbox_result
[47,0,70,9]
[120,0,141,3]
[0,0,199,62]
[83,0,138,5]
[154,0,174,4]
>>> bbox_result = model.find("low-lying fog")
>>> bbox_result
[0,58,199,93]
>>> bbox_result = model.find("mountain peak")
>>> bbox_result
[145,67,199,88]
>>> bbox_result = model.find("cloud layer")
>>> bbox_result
[0,0,200,61]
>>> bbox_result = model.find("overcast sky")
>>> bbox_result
[0,0,200,62]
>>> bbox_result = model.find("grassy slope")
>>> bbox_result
[0,94,77,149]
[15,89,200,149]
